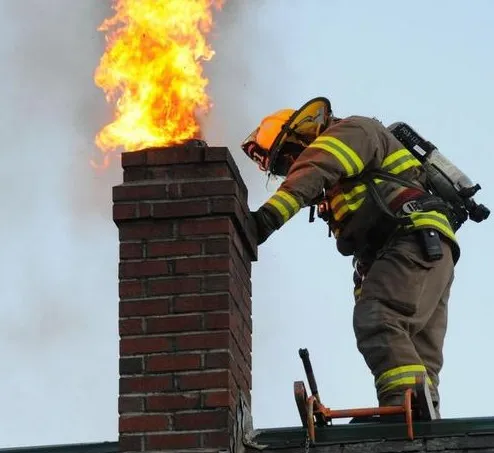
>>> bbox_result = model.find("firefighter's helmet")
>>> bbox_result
[241,97,332,176]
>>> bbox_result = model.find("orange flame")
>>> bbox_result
[94,0,224,157]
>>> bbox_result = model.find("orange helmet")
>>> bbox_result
[241,97,332,175]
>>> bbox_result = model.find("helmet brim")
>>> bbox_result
[268,97,332,173]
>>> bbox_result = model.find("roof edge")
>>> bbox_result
[249,416,494,449]
[0,442,118,453]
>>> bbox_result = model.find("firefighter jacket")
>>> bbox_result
[256,115,460,261]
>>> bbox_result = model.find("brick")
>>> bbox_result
[176,370,230,391]
[146,433,200,450]
[204,237,230,255]
[230,240,252,280]
[119,260,169,278]
[120,337,171,355]
[119,395,144,413]
[119,318,144,336]
[120,242,143,259]
[137,162,230,182]
[209,196,237,215]
[206,147,248,192]
[204,312,229,330]
[146,393,200,411]
[210,197,251,236]
[231,339,252,388]
[174,294,230,313]
[121,150,147,167]
[145,314,202,333]
[202,430,229,449]
[174,256,230,275]
[203,390,235,409]
[120,375,172,394]
[123,167,148,182]
[120,357,144,375]
[229,279,252,319]
[171,180,237,199]
[175,331,230,351]
[146,353,201,372]
[113,183,167,202]
[230,258,251,295]
[174,409,228,430]
[231,328,251,366]
[113,203,138,220]
[179,217,231,236]
[202,275,230,292]
[148,277,201,296]
[120,298,170,317]
[119,414,169,433]
[229,309,245,349]
[204,147,229,162]
[152,200,209,218]
[146,146,204,165]
[119,280,145,300]
[146,240,201,258]
[118,221,174,240]
[119,435,143,452]
[227,355,248,396]
[205,351,230,369]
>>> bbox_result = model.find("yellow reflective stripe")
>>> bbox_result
[331,184,366,210]
[310,136,364,176]
[407,211,457,242]
[332,184,366,206]
[330,180,385,221]
[277,190,301,214]
[376,364,434,396]
[382,148,410,167]
[333,198,365,221]
[389,158,421,175]
[265,198,290,223]
[382,148,421,175]
[376,364,426,386]
[380,376,433,395]
[264,190,301,224]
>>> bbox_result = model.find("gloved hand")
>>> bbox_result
[249,208,279,245]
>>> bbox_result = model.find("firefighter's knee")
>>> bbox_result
[353,298,399,342]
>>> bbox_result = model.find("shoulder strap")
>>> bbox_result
[362,168,424,191]
[363,173,412,225]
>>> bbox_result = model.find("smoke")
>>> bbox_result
[0,0,120,447]
[202,0,294,203]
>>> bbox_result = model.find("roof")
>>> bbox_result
[0,443,117,453]
[2,417,494,453]
[247,416,494,452]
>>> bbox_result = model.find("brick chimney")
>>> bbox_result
[113,144,257,453]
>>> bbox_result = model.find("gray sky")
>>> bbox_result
[0,0,493,448]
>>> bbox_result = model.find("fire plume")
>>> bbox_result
[94,0,224,157]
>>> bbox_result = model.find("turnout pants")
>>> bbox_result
[353,231,454,415]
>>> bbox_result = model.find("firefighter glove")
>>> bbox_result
[249,208,279,245]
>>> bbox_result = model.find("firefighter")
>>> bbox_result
[241,97,459,419]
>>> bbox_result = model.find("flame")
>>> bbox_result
[94,0,224,157]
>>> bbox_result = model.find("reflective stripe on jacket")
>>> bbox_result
[260,115,459,256]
